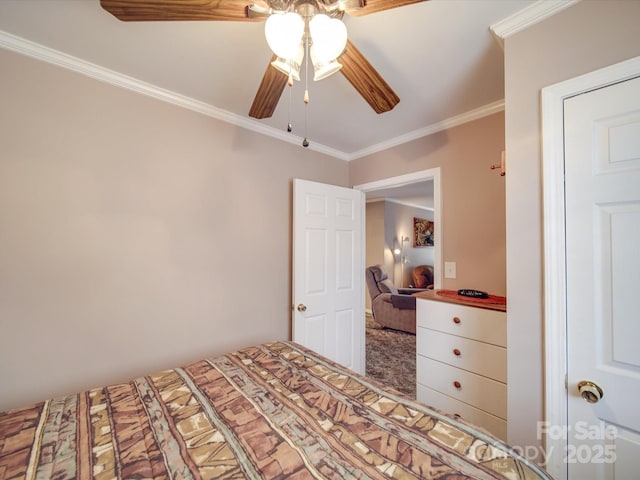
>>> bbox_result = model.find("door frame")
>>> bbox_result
[541,55,640,480]
[353,168,442,290]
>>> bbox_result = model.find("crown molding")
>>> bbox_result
[1,29,506,163]
[490,0,581,47]
[346,99,505,161]
[0,30,349,161]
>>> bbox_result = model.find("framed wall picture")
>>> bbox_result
[413,217,434,247]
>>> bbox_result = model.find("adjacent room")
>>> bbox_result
[364,181,437,397]
[1,1,639,479]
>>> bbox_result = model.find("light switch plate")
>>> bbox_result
[444,261,457,279]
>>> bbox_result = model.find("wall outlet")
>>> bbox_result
[444,261,457,279]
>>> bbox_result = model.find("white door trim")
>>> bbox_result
[541,55,640,480]
[353,168,442,290]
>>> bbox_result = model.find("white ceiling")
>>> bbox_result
[0,0,536,159]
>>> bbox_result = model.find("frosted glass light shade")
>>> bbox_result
[310,45,342,81]
[308,14,347,63]
[313,62,342,81]
[311,52,342,82]
[271,43,304,81]
[265,12,304,60]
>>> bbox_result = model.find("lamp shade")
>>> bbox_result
[310,45,342,81]
[312,61,342,81]
[308,14,347,63]
[264,12,304,60]
[271,43,304,81]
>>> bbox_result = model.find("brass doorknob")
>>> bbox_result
[578,380,604,404]
[297,304,307,312]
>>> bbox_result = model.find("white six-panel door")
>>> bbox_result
[292,179,365,374]
[564,75,640,478]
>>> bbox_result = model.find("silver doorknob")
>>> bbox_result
[297,304,307,312]
[578,380,604,404]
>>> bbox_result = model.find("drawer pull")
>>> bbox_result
[453,348,461,356]
[453,316,461,324]
[453,381,462,389]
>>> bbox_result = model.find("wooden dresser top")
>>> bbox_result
[414,289,507,312]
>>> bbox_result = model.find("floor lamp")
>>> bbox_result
[393,236,410,288]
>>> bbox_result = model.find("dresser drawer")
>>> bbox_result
[417,356,506,419]
[416,299,506,347]
[417,384,507,441]
[417,328,507,382]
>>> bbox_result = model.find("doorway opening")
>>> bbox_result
[354,168,442,291]
[354,168,442,398]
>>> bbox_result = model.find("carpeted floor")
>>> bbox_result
[365,315,416,398]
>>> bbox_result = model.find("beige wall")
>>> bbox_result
[350,112,506,296]
[504,0,640,453]
[0,48,348,411]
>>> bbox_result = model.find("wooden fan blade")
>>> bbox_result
[344,0,426,17]
[100,0,260,22]
[338,39,399,114]
[249,56,288,119]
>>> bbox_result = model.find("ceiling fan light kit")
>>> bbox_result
[100,0,419,140]
[264,8,347,101]
[262,5,350,146]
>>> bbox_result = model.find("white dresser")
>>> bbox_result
[415,290,507,440]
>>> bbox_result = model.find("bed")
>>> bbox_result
[0,341,550,479]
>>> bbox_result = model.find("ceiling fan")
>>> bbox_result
[100,0,426,119]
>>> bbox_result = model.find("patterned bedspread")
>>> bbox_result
[0,341,551,479]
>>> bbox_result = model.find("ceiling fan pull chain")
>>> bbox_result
[287,67,293,133]
[302,31,310,148]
